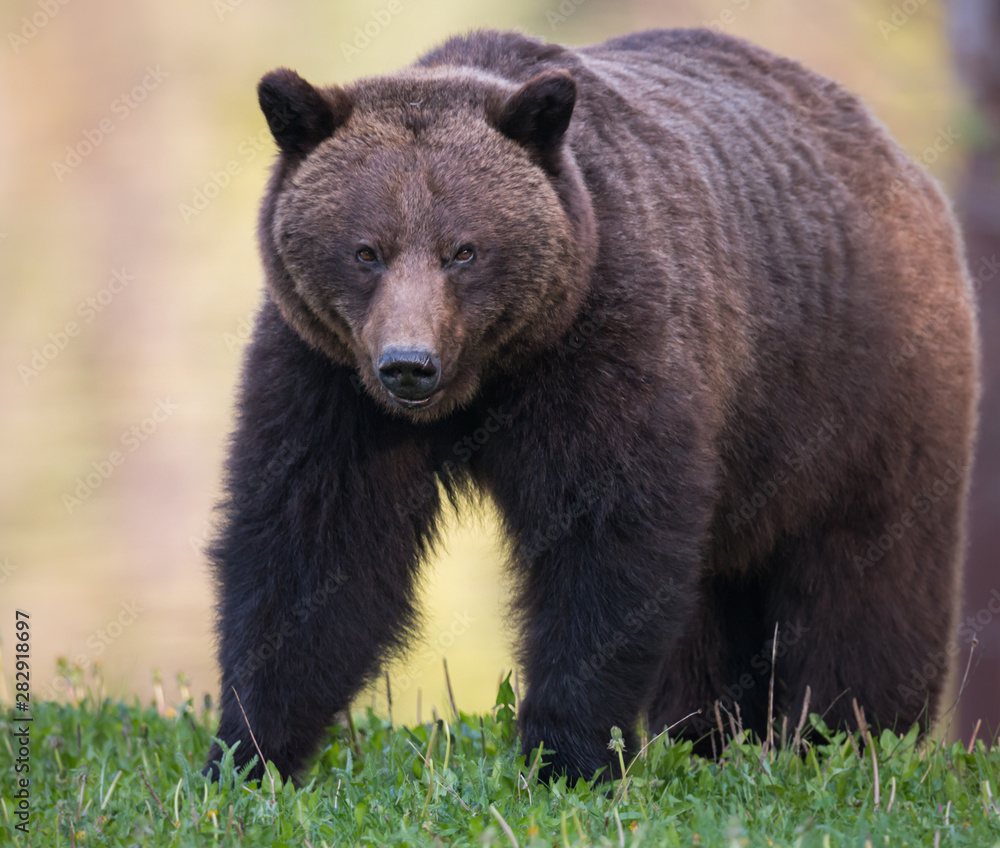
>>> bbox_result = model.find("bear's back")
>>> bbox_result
[416,28,945,330]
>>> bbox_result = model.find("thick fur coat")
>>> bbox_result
[205,28,979,782]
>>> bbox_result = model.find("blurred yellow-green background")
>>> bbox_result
[0,0,980,724]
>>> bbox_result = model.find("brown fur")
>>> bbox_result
[205,28,979,783]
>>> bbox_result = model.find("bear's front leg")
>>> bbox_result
[513,521,703,781]
[204,301,441,782]
[480,381,714,782]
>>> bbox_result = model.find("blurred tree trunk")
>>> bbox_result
[949,0,1000,745]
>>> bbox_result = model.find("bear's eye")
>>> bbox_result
[356,246,378,264]
[453,246,475,263]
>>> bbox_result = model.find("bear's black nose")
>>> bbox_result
[377,348,441,401]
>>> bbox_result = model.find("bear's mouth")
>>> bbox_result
[383,387,443,410]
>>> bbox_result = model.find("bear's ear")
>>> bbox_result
[257,68,352,158]
[490,70,576,160]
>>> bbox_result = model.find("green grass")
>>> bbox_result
[2,673,999,847]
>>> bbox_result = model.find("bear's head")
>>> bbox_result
[256,65,596,421]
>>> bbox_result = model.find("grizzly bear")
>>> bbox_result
[204,28,979,783]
